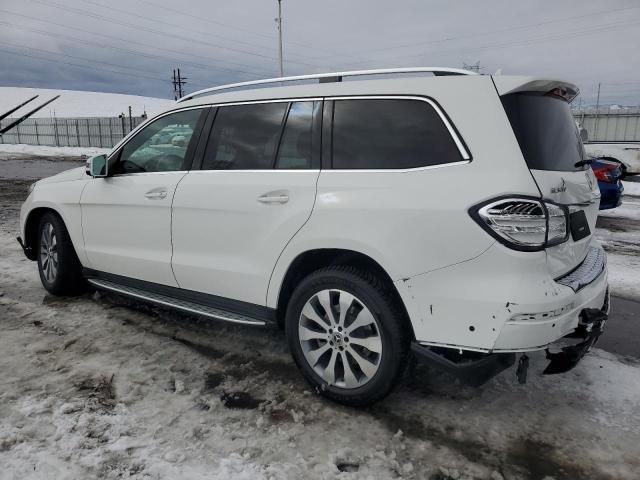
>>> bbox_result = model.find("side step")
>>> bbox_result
[88,278,266,326]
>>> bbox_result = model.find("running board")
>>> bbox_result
[88,277,267,326]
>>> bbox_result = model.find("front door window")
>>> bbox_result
[113,108,204,174]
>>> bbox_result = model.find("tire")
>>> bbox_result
[37,212,87,296]
[285,266,410,406]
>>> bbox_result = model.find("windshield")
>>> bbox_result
[501,92,587,172]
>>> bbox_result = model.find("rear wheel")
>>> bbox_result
[37,212,87,296]
[285,266,409,406]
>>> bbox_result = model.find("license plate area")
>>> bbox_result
[569,210,590,241]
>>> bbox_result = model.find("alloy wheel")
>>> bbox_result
[40,222,58,283]
[298,289,383,389]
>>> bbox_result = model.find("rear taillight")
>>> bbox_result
[592,161,619,183]
[470,197,569,251]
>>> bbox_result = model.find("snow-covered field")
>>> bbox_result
[0,144,111,159]
[1,156,640,479]
[0,87,173,118]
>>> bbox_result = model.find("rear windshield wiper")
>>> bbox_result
[574,159,593,168]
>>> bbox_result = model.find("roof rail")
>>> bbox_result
[177,67,478,103]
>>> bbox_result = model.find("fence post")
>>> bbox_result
[108,119,113,147]
[34,120,40,145]
[54,117,60,146]
[97,119,103,148]
[16,122,21,144]
[75,120,80,147]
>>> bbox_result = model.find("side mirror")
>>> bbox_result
[86,154,108,177]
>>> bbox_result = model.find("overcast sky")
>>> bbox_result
[1,0,639,105]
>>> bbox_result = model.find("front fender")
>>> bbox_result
[21,179,89,266]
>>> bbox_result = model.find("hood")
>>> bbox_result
[35,166,86,186]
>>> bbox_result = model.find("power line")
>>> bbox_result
[325,5,640,67]
[0,8,277,77]
[0,19,268,79]
[0,48,171,85]
[29,0,321,69]
[133,0,363,61]
[80,0,276,56]
[0,41,213,87]
[336,16,640,69]
[0,43,216,90]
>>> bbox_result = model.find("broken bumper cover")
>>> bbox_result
[16,236,35,260]
[543,302,608,375]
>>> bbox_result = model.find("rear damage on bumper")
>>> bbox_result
[398,242,609,385]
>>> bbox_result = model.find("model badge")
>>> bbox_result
[551,179,567,194]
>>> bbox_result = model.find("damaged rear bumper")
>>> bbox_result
[411,293,609,386]
[543,302,608,375]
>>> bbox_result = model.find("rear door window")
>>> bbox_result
[501,93,587,172]
[275,101,317,169]
[331,98,463,169]
[203,102,287,170]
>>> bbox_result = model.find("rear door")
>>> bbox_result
[500,91,600,277]
[171,100,321,305]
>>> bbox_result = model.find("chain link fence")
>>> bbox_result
[0,116,147,148]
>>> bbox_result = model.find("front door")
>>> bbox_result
[81,107,207,286]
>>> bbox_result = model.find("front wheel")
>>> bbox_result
[285,266,409,406]
[37,212,87,296]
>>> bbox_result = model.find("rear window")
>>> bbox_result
[501,93,586,172]
[203,102,287,170]
[331,99,463,169]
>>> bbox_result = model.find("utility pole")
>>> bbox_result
[594,82,601,140]
[276,0,284,77]
[128,105,133,131]
[172,68,188,100]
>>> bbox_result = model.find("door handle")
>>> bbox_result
[258,191,289,204]
[145,190,167,200]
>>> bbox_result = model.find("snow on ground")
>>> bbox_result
[597,195,640,300]
[622,179,640,197]
[0,144,111,159]
[0,163,640,479]
[0,87,174,118]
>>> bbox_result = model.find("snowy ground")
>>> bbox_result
[1,156,640,480]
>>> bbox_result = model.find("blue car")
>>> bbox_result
[591,159,624,209]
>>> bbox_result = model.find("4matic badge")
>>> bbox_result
[551,178,567,194]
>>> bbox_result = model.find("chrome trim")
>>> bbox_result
[189,169,321,174]
[319,160,470,173]
[418,341,491,354]
[177,67,478,102]
[88,278,265,326]
[206,97,322,108]
[110,170,188,178]
[555,246,606,292]
[122,96,470,172]
[326,95,471,161]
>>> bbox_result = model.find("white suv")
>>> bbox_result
[18,68,609,405]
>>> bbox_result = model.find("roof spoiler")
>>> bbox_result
[492,76,579,103]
